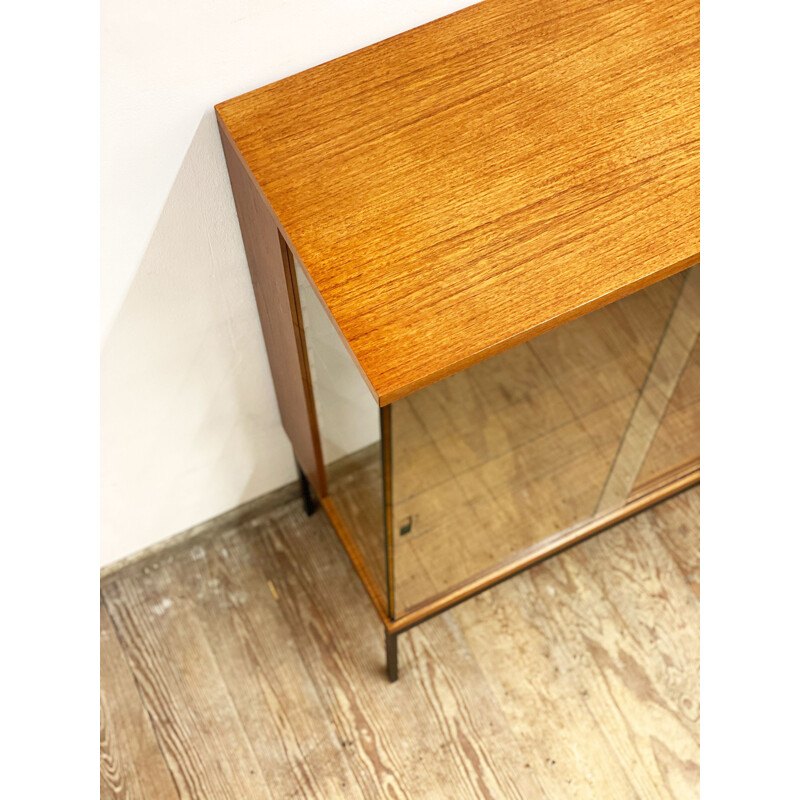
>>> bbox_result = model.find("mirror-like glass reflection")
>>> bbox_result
[389,266,700,618]
[293,260,385,610]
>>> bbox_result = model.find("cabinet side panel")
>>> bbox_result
[218,118,326,494]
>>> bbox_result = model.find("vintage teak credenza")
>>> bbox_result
[216,0,699,681]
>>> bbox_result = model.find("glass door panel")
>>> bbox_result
[293,259,386,611]
[389,266,699,618]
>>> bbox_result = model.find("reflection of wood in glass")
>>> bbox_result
[631,337,700,499]
[324,444,385,605]
[319,268,699,621]
[597,267,700,511]
[390,267,699,616]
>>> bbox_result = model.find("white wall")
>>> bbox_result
[100,0,479,566]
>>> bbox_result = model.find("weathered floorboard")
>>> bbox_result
[171,518,368,800]
[100,604,179,800]
[651,485,701,598]
[258,503,543,799]
[101,487,699,799]
[103,561,273,799]
[453,490,699,799]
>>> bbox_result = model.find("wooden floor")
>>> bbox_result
[101,484,699,799]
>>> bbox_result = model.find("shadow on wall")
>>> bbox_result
[101,111,296,566]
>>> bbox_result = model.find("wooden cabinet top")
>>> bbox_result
[216,0,699,406]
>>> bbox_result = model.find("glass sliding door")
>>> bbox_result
[292,258,386,611]
[387,266,700,619]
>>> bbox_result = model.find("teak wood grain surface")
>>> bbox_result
[216,0,700,405]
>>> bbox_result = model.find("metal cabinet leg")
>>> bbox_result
[386,630,399,682]
[295,458,316,516]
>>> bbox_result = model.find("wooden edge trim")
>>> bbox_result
[628,456,700,504]
[319,496,392,627]
[384,467,700,634]
[377,255,700,406]
[279,234,328,497]
[214,111,381,406]
[380,406,395,619]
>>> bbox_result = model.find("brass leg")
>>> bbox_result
[386,630,399,682]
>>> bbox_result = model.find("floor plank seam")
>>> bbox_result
[100,591,185,800]
[100,487,699,799]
